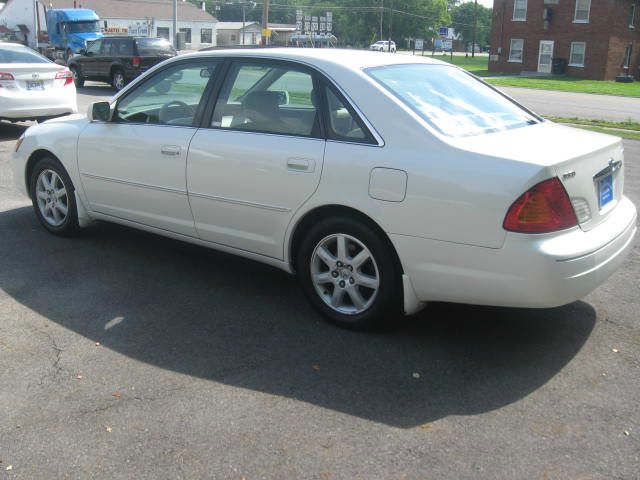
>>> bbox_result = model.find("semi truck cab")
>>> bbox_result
[46,9,103,61]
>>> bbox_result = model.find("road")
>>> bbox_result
[0,86,639,479]
[499,86,640,123]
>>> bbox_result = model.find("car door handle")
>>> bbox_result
[161,145,181,156]
[286,157,314,172]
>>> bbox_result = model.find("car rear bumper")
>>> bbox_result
[392,196,637,309]
[0,91,77,120]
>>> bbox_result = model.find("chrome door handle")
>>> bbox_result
[287,157,314,172]
[161,145,181,156]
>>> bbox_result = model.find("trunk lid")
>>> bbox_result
[0,63,67,92]
[450,121,625,232]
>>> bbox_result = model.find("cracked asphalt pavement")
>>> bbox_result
[0,87,639,479]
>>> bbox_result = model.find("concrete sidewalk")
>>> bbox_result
[498,86,640,122]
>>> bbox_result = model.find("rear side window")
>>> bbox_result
[211,61,321,138]
[116,39,134,56]
[136,38,176,56]
[323,85,375,144]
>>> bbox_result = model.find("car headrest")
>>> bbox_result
[244,91,282,117]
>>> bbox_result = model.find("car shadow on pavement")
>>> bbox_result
[0,122,29,140]
[0,206,597,429]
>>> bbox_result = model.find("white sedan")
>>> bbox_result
[0,43,76,122]
[11,49,637,329]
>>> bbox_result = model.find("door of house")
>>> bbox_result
[538,40,554,73]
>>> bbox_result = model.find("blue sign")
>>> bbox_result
[439,27,449,36]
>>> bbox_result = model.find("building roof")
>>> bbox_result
[44,0,217,23]
[216,21,260,31]
[268,23,296,31]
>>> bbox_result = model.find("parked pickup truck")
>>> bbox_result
[68,36,176,91]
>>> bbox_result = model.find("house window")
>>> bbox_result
[630,2,637,29]
[179,27,192,44]
[574,0,591,23]
[509,39,524,62]
[569,42,586,67]
[201,28,212,44]
[513,0,528,21]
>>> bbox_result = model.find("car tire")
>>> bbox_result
[111,68,126,91]
[296,216,402,330]
[29,156,80,237]
[69,65,84,88]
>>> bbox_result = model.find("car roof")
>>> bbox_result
[180,48,446,71]
[0,42,30,49]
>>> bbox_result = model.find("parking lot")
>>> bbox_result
[0,85,639,479]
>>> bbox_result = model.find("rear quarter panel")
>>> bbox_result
[284,62,551,256]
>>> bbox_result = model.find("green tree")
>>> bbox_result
[450,1,492,48]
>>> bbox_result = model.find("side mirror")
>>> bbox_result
[79,48,87,56]
[88,101,112,122]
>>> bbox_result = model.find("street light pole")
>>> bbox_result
[379,0,384,41]
[242,4,246,45]
[472,0,478,58]
[261,0,269,46]
[387,0,393,52]
[173,0,178,48]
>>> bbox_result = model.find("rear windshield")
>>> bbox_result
[367,63,539,137]
[0,46,50,64]
[135,38,176,56]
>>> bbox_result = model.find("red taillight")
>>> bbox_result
[55,69,74,86]
[132,56,141,67]
[0,72,15,81]
[503,177,578,234]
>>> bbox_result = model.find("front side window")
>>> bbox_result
[367,64,538,138]
[569,42,586,67]
[574,0,591,22]
[212,62,320,137]
[86,39,102,55]
[101,39,116,56]
[201,28,213,44]
[509,39,524,62]
[513,0,528,21]
[115,62,216,126]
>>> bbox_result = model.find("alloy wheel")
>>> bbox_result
[310,233,380,315]
[35,169,69,227]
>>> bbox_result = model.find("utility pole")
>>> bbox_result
[387,0,393,52]
[379,0,384,41]
[261,0,269,46]
[472,0,478,58]
[242,3,246,45]
[173,0,178,49]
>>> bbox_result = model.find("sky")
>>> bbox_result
[476,0,494,7]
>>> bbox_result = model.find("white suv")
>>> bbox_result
[369,40,396,53]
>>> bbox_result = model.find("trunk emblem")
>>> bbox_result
[32,73,39,79]
[562,171,576,180]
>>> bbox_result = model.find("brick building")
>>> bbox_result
[488,0,640,80]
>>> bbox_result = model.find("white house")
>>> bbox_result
[45,0,218,49]
[216,21,261,47]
